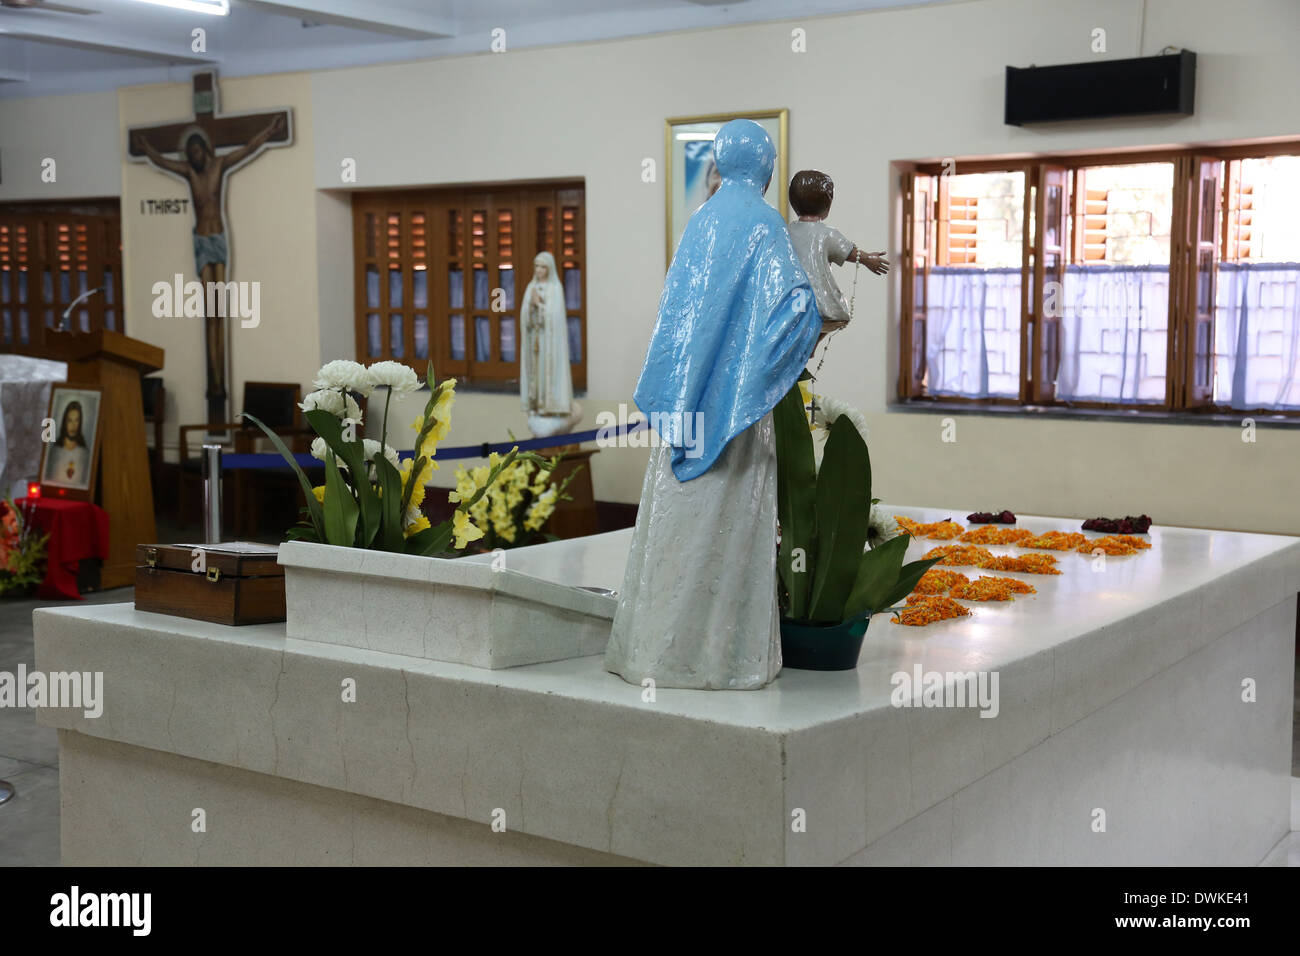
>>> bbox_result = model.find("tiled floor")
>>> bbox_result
[0,586,131,866]
[2,587,1299,866]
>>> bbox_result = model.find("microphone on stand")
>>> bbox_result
[57,287,104,333]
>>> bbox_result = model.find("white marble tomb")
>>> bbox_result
[34,507,1299,865]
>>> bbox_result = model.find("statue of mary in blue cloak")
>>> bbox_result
[605,119,821,690]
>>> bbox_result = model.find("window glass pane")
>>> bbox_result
[414,315,429,359]
[388,267,403,309]
[19,308,30,344]
[104,309,115,331]
[475,316,491,362]
[103,267,114,303]
[473,268,489,310]
[44,308,54,329]
[367,313,381,357]
[498,266,514,311]
[76,270,88,295]
[42,268,52,303]
[448,268,463,309]
[365,265,379,308]
[450,315,466,361]
[568,315,582,363]
[18,271,27,304]
[500,317,516,362]
[564,268,581,310]
[1,270,8,300]
[390,314,404,357]
[1,310,10,343]
[413,268,428,309]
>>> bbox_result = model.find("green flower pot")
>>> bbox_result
[779,612,871,671]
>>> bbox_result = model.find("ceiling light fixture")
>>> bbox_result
[126,0,230,15]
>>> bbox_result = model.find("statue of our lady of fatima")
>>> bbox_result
[604,119,821,690]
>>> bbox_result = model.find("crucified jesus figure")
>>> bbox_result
[132,113,284,423]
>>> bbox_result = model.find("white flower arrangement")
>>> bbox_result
[367,361,421,396]
[300,388,362,423]
[811,393,869,443]
[314,360,375,398]
[866,504,902,550]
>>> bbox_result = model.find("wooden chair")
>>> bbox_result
[178,382,313,537]
[141,375,165,493]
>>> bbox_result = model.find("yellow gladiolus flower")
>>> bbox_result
[452,508,483,549]
[404,514,430,538]
[311,485,325,504]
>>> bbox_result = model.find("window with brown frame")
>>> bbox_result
[899,141,1300,414]
[0,200,125,354]
[352,182,587,391]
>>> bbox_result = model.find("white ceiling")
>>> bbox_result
[0,0,950,98]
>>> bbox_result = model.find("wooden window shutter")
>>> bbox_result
[1028,165,1068,402]
[1183,157,1222,406]
[899,171,933,397]
[1222,160,1253,261]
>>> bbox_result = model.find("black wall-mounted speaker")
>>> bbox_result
[1005,50,1196,125]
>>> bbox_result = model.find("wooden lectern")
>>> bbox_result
[38,330,164,589]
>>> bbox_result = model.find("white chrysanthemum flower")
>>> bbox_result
[813,394,869,442]
[367,360,420,396]
[867,504,902,550]
[310,436,346,469]
[300,388,362,423]
[361,439,401,471]
[314,360,375,398]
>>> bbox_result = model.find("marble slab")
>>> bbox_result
[278,539,617,669]
[35,509,1300,865]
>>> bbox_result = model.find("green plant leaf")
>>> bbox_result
[807,416,873,623]
[322,455,359,547]
[879,555,946,611]
[372,454,406,553]
[773,381,817,620]
[407,519,453,556]
[844,533,909,618]
[305,408,380,548]
[242,410,325,542]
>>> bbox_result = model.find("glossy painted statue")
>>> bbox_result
[605,118,820,690]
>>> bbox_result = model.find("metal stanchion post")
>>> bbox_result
[203,443,222,544]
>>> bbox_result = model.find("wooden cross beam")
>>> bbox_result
[127,71,291,159]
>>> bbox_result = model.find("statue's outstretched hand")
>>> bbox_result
[861,252,890,276]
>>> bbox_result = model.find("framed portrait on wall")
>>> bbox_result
[39,384,104,501]
[664,109,789,266]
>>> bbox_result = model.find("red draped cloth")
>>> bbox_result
[17,497,110,600]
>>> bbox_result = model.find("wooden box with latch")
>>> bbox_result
[135,542,286,626]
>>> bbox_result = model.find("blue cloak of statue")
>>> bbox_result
[634,119,821,481]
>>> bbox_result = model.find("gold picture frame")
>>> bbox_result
[664,109,789,267]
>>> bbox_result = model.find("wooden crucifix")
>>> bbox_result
[127,70,293,431]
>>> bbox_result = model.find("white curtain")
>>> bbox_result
[1056,264,1169,404]
[924,266,1021,398]
[1214,262,1300,410]
[924,263,1300,408]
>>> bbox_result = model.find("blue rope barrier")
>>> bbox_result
[220,419,650,471]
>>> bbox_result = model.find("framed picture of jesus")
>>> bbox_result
[39,384,104,502]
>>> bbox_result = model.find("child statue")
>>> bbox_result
[605,119,821,690]
[786,169,888,342]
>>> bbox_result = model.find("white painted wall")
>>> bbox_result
[8,0,1297,531]
[0,90,121,200]
[306,0,1300,531]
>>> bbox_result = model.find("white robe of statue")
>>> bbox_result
[519,252,575,434]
